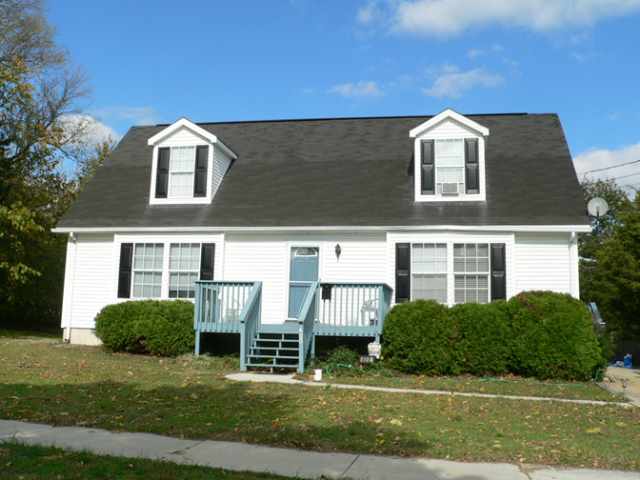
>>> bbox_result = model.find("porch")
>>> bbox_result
[193,280,393,373]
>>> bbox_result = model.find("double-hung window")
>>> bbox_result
[411,243,448,303]
[454,243,490,304]
[168,146,196,199]
[132,243,164,298]
[435,139,465,195]
[169,243,200,299]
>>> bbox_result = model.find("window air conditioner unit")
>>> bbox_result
[441,183,460,195]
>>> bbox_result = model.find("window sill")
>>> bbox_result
[415,193,486,202]
[149,197,211,206]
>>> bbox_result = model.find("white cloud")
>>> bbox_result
[467,44,504,59]
[329,81,383,98]
[389,0,640,36]
[357,1,383,24]
[574,143,640,189]
[60,113,120,147]
[90,106,158,126]
[423,67,503,98]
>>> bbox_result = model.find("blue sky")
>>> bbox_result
[49,1,640,188]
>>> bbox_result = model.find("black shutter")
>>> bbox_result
[420,140,435,195]
[200,243,215,280]
[117,243,133,298]
[465,138,479,194]
[491,243,506,300]
[155,147,170,198]
[395,243,411,303]
[193,145,208,197]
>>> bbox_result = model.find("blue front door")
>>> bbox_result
[288,247,319,319]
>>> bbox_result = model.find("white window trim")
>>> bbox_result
[147,118,237,206]
[408,241,492,305]
[411,109,488,203]
[112,234,224,302]
[386,232,513,306]
[148,142,213,205]
[130,243,165,299]
[452,243,491,305]
[414,134,487,203]
[168,242,203,299]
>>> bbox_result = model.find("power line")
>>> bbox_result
[610,171,640,181]
[583,159,640,174]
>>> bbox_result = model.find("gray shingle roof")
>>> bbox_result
[57,113,588,229]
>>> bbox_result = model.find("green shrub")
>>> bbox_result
[448,302,511,375]
[95,300,194,356]
[323,346,360,374]
[382,292,604,380]
[383,300,461,375]
[508,291,603,380]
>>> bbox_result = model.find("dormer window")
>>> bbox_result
[155,145,208,200]
[148,118,237,206]
[410,109,488,202]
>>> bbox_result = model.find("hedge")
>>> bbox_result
[95,300,194,356]
[382,291,604,380]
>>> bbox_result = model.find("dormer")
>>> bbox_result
[410,109,489,202]
[147,118,237,205]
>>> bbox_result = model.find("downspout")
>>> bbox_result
[62,232,77,343]
[569,231,579,299]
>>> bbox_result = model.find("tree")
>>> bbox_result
[583,192,640,342]
[75,139,116,191]
[0,0,88,328]
[579,179,632,261]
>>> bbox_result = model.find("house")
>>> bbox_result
[54,109,590,372]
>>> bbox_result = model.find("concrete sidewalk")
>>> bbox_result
[1,419,638,480]
[226,373,632,408]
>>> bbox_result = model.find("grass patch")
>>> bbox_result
[303,365,623,402]
[0,339,638,470]
[0,442,297,479]
[0,328,59,339]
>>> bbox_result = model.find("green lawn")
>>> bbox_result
[0,442,297,479]
[1,339,639,470]
[302,367,623,402]
[0,328,59,339]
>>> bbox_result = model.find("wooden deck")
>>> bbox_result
[194,281,392,372]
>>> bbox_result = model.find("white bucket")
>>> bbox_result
[314,369,323,382]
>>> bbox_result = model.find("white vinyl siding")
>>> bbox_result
[132,243,163,298]
[168,146,196,199]
[65,234,115,329]
[411,243,447,303]
[514,233,572,294]
[169,243,200,299]
[454,243,490,304]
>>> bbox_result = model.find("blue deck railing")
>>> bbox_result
[315,282,392,339]
[297,281,319,373]
[194,280,393,369]
[194,280,261,355]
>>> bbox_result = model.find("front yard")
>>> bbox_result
[0,442,294,480]
[1,337,638,470]
[304,367,623,402]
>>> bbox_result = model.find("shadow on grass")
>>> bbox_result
[0,380,430,457]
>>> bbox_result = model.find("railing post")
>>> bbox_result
[298,323,304,373]
[194,283,202,356]
[240,320,246,371]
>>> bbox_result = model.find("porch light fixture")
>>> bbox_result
[335,243,341,259]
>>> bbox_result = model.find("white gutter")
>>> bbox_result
[52,224,592,234]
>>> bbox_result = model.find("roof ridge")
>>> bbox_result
[147,112,533,128]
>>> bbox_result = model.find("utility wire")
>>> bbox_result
[610,171,640,181]
[582,159,640,174]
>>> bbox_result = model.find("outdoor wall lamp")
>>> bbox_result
[335,243,341,259]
